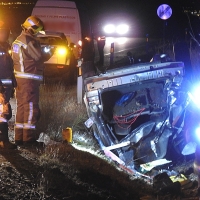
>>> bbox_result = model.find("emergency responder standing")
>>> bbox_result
[0,21,16,102]
[0,21,16,149]
[97,36,106,67]
[12,16,54,146]
[0,82,16,148]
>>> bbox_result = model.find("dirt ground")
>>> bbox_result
[0,98,199,200]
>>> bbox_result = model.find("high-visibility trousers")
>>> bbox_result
[14,79,41,142]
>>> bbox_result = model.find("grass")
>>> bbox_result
[34,84,153,199]
[37,84,89,142]
[36,142,154,200]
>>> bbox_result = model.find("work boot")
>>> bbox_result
[0,141,17,149]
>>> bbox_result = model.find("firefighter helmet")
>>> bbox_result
[0,21,10,42]
[22,16,44,35]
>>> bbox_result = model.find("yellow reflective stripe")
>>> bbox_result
[15,71,43,81]
[24,124,36,129]
[28,102,33,124]
[15,123,24,129]
[15,123,36,129]
[1,79,12,85]
[13,40,27,72]
[14,40,27,49]
[19,48,24,72]
[0,117,7,122]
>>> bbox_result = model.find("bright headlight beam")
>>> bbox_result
[116,37,128,44]
[103,24,115,34]
[116,24,129,34]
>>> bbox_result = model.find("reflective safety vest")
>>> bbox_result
[12,39,27,73]
[12,36,43,81]
[0,42,15,87]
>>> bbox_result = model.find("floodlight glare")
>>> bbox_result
[195,127,200,142]
[188,84,200,108]
[116,24,129,34]
[103,24,115,34]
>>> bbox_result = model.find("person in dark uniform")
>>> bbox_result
[12,16,54,146]
[0,82,16,149]
[0,21,16,149]
[97,36,106,67]
[0,21,16,102]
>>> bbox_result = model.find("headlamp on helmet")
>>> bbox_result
[22,16,44,35]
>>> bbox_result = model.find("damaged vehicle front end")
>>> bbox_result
[83,60,195,173]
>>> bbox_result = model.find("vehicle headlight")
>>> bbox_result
[57,47,67,55]
[103,24,129,35]
[116,24,129,34]
[103,24,115,34]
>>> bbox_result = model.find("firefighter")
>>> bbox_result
[12,16,54,146]
[0,20,16,102]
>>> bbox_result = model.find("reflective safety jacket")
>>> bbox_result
[0,42,16,87]
[12,31,50,82]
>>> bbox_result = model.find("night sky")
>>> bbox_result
[1,0,200,39]
[82,0,200,38]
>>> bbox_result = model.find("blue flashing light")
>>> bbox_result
[195,127,200,141]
